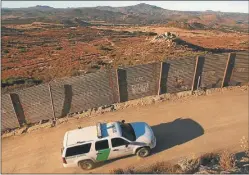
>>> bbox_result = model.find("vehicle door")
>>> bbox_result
[93,139,111,162]
[108,137,133,160]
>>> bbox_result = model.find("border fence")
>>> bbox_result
[1,52,248,131]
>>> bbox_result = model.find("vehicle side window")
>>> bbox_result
[65,143,91,157]
[95,140,109,151]
[111,138,129,148]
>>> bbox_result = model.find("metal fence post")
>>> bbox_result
[158,62,163,95]
[48,83,56,120]
[221,53,236,88]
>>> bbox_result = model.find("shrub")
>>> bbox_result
[144,161,182,174]
[111,161,182,174]
[111,167,135,174]
[20,47,27,52]
[91,64,101,69]
[99,45,113,51]
[219,150,236,171]
[147,32,158,36]
[240,136,249,157]
[3,50,9,53]
[132,31,157,36]
[177,156,200,173]
[1,77,42,88]
[55,46,63,50]
[200,152,219,166]
[71,69,80,76]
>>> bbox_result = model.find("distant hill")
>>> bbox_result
[2,3,248,32]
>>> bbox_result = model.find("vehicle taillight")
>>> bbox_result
[62,157,67,164]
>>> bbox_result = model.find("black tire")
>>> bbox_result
[136,147,151,158]
[78,160,95,170]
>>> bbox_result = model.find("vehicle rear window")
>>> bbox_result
[95,140,109,151]
[65,143,91,157]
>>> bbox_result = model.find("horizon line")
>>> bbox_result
[2,2,248,14]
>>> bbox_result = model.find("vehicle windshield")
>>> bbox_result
[119,122,136,141]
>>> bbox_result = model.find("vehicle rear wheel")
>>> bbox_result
[136,147,151,158]
[78,160,94,170]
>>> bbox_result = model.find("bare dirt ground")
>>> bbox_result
[93,26,249,51]
[1,88,248,173]
[2,25,248,90]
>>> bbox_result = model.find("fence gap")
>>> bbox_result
[221,53,236,88]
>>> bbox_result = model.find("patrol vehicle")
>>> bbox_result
[61,120,156,170]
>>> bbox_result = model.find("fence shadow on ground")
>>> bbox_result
[151,118,204,155]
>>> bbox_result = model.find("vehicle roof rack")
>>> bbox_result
[96,122,102,138]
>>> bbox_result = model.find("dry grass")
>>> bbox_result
[110,161,182,174]
[142,161,182,174]
[219,150,236,171]
[240,136,249,157]
[110,150,243,174]
[177,155,200,173]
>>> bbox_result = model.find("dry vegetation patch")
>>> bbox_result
[110,148,249,174]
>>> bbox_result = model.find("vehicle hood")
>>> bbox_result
[130,122,154,143]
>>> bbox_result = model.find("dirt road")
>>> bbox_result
[1,88,248,173]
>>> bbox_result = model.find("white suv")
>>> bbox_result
[61,120,156,170]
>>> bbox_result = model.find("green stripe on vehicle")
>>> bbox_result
[96,148,111,161]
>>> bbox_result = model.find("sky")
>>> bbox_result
[2,1,248,13]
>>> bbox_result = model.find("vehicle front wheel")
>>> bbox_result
[78,160,95,170]
[136,147,151,158]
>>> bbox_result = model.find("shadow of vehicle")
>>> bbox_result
[151,118,204,154]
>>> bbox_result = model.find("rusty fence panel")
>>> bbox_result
[161,57,196,94]
[2,52,248,130]
[229,52,249,86]
[118,62,161,102]
[50,69,119,118]
[200,53,228,89]
[14,84,54,124]
[1,94,20,131]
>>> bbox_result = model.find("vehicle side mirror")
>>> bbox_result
[121,120,125,123]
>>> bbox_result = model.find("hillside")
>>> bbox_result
[1,3,248,91]
[2,3,248,32]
